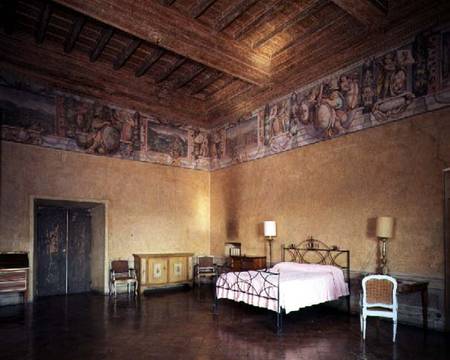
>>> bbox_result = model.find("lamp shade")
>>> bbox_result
[264,221,276,237]
[376,216,394,238]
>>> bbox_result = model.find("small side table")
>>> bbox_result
[397,280,429,331]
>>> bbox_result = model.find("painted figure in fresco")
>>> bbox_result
[210,129,225,160]
[362,61,376,113]
[289,93,301,136]
[269,101,289,137]
[192,131,209,159]
[376,53,397,98]
[73,103,121,155]
[294,74,360,138]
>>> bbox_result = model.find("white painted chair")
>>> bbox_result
[360,274,398,342]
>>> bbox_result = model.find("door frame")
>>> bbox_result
[444,168,450,331]
[29,195,109,301]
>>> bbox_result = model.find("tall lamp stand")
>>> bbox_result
[379,237,388,275]
[266,236,274,267]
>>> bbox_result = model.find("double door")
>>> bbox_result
[36,206,91,297]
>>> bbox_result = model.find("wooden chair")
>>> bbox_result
[109,260,138,297]
[360,274,398,342]
[194,256,216,285]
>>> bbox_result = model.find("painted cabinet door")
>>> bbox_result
[36,207,67,297]
[168,257,187,283]
[67,209,91,293]
[147,258,168,284]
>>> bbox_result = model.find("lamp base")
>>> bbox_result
[379,238,389,275]
[265,237,274,267]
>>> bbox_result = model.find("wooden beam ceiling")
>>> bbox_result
[253,0,328,49]
[35,1,53,44]
[190,0,217,19]
[175,65,205,89]
[233,0,285,41]
[112,38,142,70]
[330,0,387,28]
[64,15,85,53]
[89,26,114,62]
[214,0,259,32]
[52,0,270,86]
[135,48,165,77]
[206,0,449,126]
[0,32,207,126]
[155,57,187,83]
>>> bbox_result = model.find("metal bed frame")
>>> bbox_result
[214,237,351,334]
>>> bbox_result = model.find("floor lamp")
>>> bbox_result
[264,221,276,267]
[376,216,394,275]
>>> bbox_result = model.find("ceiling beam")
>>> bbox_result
[52,0,270,86]
[112,38,141,70]
[155,57,187,83]
[90,26,113,62]
[234,0,285,40]
[253,0,328,49]
[159,0,176,6]
[330,0,387,28]
[135,48,165,77]
[190,0,217,19]
[35,1,53,44]
[174,65,206,89]
[215,0,259,32]
[191,71,223,95]
[64,15,86,53]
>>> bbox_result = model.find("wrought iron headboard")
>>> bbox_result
[281,237,351,283]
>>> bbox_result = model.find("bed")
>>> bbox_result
[214,238,350,333]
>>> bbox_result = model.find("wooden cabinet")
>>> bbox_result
[0,252,29,303]
[133,253,193,294]
[227,256,266,271]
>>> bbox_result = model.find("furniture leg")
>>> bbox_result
[276,310,283,335]
[393,320,397,342]
[362,316,366,339]
[421,287,428,332]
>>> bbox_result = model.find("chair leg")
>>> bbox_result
[360,313,363,333]
[393,320,397,342]
[362,316,367,340]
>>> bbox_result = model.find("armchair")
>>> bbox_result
[109,260,138,296]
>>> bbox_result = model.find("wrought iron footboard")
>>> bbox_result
[214,269,283,334]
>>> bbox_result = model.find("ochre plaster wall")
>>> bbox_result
[0,142,210,297]
[211,108,450,278]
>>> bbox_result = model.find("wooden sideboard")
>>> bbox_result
[226,255,266,271]
[133,253,193,294]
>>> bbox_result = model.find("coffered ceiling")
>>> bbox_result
[0,0,448,127]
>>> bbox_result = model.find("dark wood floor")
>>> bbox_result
[0,286,448,360]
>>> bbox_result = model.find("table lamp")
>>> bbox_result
[264,221,276,267]
[376,216,394,274]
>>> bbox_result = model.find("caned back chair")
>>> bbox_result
[109,260,138,297]
[360,275,398,342]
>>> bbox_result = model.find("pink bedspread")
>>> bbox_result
[215,262,349,314]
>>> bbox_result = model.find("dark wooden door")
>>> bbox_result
[36,207,67,297]
[68,209,91,293]
[36,206,91,296]
[445,171,450,331]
